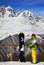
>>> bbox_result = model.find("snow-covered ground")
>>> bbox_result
[0,61,44,65]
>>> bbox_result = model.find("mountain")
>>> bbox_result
[16,10,33,17]
[16,10,35,22]
[0,6,15,17]
[0,6,44,40]
[16,10,44,23]
[0,6,44,62]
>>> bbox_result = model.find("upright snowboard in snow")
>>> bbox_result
[19,33,25,62]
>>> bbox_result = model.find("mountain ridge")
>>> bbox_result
[0,6,44,40]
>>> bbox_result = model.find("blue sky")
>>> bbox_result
[0,0,44,16]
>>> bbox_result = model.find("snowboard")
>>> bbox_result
[19,33,25,62]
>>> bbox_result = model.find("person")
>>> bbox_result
[19,33,25,62]
[29,34,38,64]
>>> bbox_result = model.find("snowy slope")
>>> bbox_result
[0,6,44,40]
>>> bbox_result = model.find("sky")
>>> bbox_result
[0,0,44,16]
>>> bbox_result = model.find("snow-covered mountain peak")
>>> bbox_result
[0,6,15,17]
[18,10,33,17]
[6,6,13,10]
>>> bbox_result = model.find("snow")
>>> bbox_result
[6,6,13,10]
[18,10,33,17]
[0,16,44,40]
[0,61,44,65]
[0,6,44,40]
